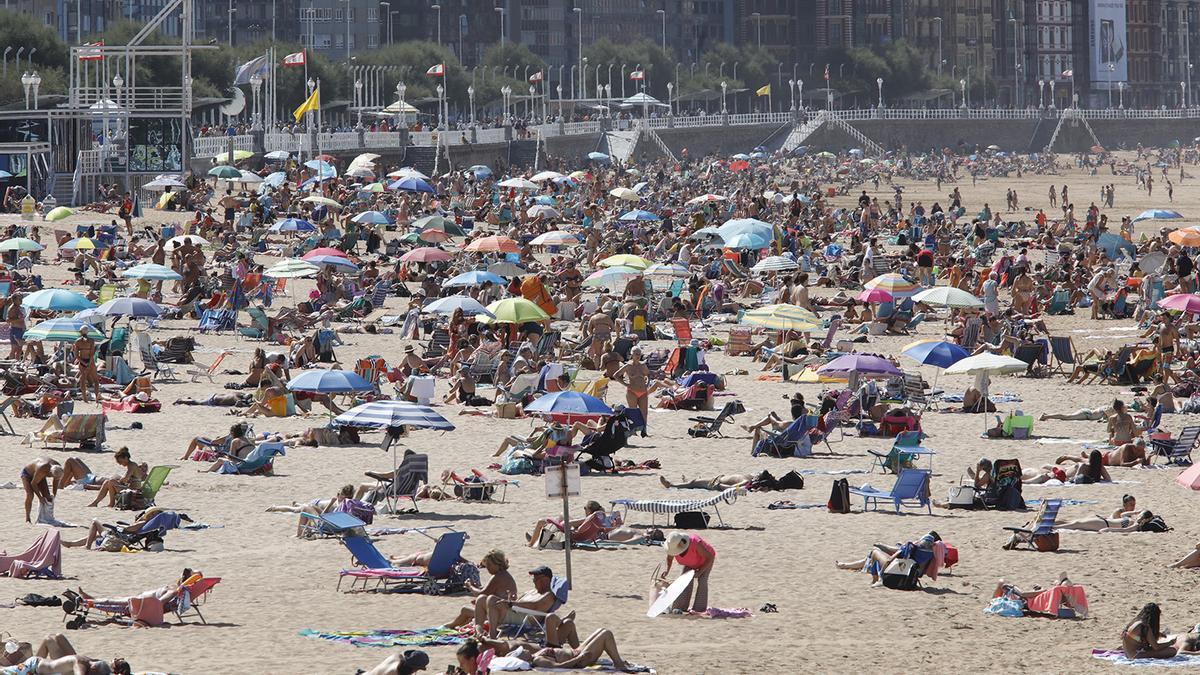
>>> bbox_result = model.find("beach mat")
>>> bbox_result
[299,627,469,648]
[1092,649,1200,666]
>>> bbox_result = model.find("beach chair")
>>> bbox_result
[1012,342,1047,377]
[238,306,272,340]
[299,511,368,540]
[752,415,817,458]
[868,431,933,474]
[441,470,512,503]
[670,318,693,344]
[216,442,285,475]
[687,400,746,438]
[1002,415,1035,439]
[848,468,932,514]
[365,452,429,513]
[959,317,982,350]
[1049,336,1076,376]
[507,576,570,643]
[187,350,231,383]
[610,485,745,527]
[425,329,452,359]
[63,573,221,628]
[136,336,179,382]
[0,396,16,435]
[902,372,936,411]
[1045,289,1070,315]
[1150,425,1200,465]
[44,414,106,450]
[337,530,467,593]
[138,465,176,507]
[1002,499,1063,551]
[198,308,236,333]
[725,326,753,356]
[1100,347,1135,385]
[97,284,116,304]
[820,389,854,449]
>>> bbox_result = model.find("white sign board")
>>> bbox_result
[1090,0,1129,88]
[544,463,581,499]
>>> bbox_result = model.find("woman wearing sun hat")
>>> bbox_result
[662,531,716,613]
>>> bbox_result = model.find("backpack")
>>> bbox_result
[1140,515,1171,532]
[673,511,710,529]
[880,557,922,590]
[776,470,805,490]
[827,478,850,513]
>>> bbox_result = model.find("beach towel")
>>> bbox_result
[0,529,62,579]
[1026,479,1141,488]
[1025,499,1098,508]
[1091,650,1200,666]
[1025,585,1088,617]
[939,392,1023,404]
[1036,438,1102,446]
[766,501,825,510]
[298,627,470,648]
[101,400,162,414]
[692,607,752,619]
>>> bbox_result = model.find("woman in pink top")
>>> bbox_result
[663,531,716,612]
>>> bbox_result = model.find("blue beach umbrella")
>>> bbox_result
[23,289,96,312]
[1132,209,1184,223]
[352,210,392,225]
[445,270,505,287]
[524,391,613,420]
[96,297,163,319]
[271,218,317,232]
[619,209,661,222]
[901,340,970,369]
[287,369,375,393]
[333,400,455,430]
[389,176,436,194]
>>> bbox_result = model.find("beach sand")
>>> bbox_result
[0,157,1195,674]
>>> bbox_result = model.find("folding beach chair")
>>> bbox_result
[725,326,753,356]
[215,442,285,475]
[670,318,693,344]
[687,400,745,438]
[848,468,932,514]
[752,415,818,458]
[64,573,221,628]
[187,350,231,383]
[959,317,982,350]
[338,529,467,593]
[1012,341,1048,377]
[441,469,512,503]
[1002,499,1063,551]
[298,511,368,540]
[868,431,933,474]
[1151,425,1200,465]
[0,396,16,435]
[238,306,272,340]
[1045,289,1070,315]
[365,452,429,513]
[508,576,570,643]
[1049,336,1076,376]
[139,465,176,507]
[902,372,936,411]
[44,414,106,451]
[198,308,236,333]
[136,334,179,382]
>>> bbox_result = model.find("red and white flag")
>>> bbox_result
[426,63,445,77]
[283,51,306,67]
[79,41,103,61]
[823,64,830,81]
[629,70,645,81]
[529,71,543,83]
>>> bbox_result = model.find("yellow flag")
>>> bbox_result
[293,87,320,122]
[756,84,770,97]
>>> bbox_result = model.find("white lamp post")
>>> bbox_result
[959,78,966,109]
[876,77,883,108]
[467,84,475,125]
[721,80,727,113]
[501,85,511,124]
[788,79,795,110]
[1049,80,1056,109]
[1183,81,1188,108]
[1038,79,1045,109]
[556,83,563,119]
[354,78,363,127]
[798,79,803,110]
[1118,81,1125,109]
[436,83,444,130]
[250,72,263,129]
[112,73,123,110]
[397,81,406,127]
[667,81,673,115]
[20,71,32,109]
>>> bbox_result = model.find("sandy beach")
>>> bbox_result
[1,155,1198,674]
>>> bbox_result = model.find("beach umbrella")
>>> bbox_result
[584,266,641,287]
[302,247,350,260]
[25,317,103,342]
[901,339,970,369]
[45,206,74,222]
[304,159,335,173]
[468,165,493,179]
[96,297,162,319]
[1167,227,1200,247]
[527,205,560,219]
[213,150,254,163]
[530,170,565,182]
[360,182,387,193]
[944,353,1027,419]
[686,193,726,206]
[302,195,343,209]
[445,270,505,287]
[262,172,287,188]
[740,304,821,331]
[717,218,773,242]
[264,150,290,161]
[567,171,591,182]
[609,187,640,202]
[164,235,209,251]
[524,391,613,421]
[388,167,430,180]
[287,369,375,394]
[399,247,453,263]
[587,151,611,162]
[487,262,526,277]
[643,262,689,277]
[1097,232,1137,259]
[619,209,660,222]
[857,288,894,304]
[530,231,579,246]
[207,165,241,179]
[0,237,44,252]
[345,166,375,179]
[464,235,519,253]
[237,170,263,184]
[61,237,102,251]
[533,195,556,205]
[270,218,317,232]
[24,289,95,312]
[307,255,359,271]
[423,295,495,318]
[1159,293,1200,315]
[720,231,771,250]
[1133,209,1185,223]
[818,353,902,378]
[497,177,539,190]
[598,254,650,270]
[389,176,436,194]
[141,177,186,191]
[122,263,181,281]
[911,286,984,309]
[751,256,798,273]
[484,298,551,324]
[864,273,919,298]
[349,152,380,167]
[333,400,455,431]
[412,214,465,236]
[419,230,452,243]
[264,259,320,278]
[352,211,392,225]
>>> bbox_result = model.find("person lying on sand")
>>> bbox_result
[173,393,253,407]
[525,500,638,548]
[1022,450,1112,484]
[266,484,354,538]
[1057,440,1149,468]
[1,633,129,675]
[991,573,1089,619]
[659,474,754,491]
[1056,510,1156,532]
[357,649,429,675]
[1040,406,1109,421]
[453,630,648,673]
[836,531,941,586]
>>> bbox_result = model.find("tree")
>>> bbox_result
[583,39,675,102]
[0,10,70,105]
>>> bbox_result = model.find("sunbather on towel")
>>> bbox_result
[991,573,1089,618]
[19,458,63,524]
[1122,603,1178,659]
[836,531,940,586]
[527,628,642,672]
[525,500,638,548]
[659,474,754,491]
[173,393,253,407]
[1021,450,1112,485]
[1,634,128,674]
[181,422,254,461]
[266,484,354,537]
[444,550,519,631]
[72,567,193,614]
[1040,406,1109,421]
[1165,538,1200,568]
[357,649,429,675]
[1058,510,1159,533]
[1057,440,1149,468]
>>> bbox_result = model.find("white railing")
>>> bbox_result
[363,131,402,148]
[561,120,602,135]
[474,127,508,144]
[77,150,100,176]
[727,112,791,125]
[192,134,254,158]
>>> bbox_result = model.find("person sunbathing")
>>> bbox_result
[265,484,354,538]
[1056,510,1154,532]
[62,510,189,552]
[86,448,147,508]
[659,474,755,491]
[1028,450,1112,484]
[525,500,637,548]
[358,650,429,675]
[836,531,941,586]
[474,566,562,639]
[181,422,253,461]
[1122,602,1178,659]
[1,633,128,674]
[1057,440,1150,468]
[444,549,519,631]
[527,628,642,672]
[172,393,253,407]
[990,573,1088,618]
[1040,406,1109,422]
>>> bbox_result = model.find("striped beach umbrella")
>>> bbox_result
[740,304,821,331]
[529,231,579,247]
[96,297,163,319]
[912,286,983,309]
[265,259,320,278]
[598,254,650,270]
[464,235,520,253]
[26,317,104,342]
[332,400,455,431]
[643,262,690,277]
[0,237,44,252]
[751,256,798,274]
[422,295,495,318]
[584,266,641,287]
[399,247,453,263]
[122,263,182,281]
[864,273,919,298]
[445,270,506,287]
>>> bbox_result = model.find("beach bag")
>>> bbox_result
[827,478,851,514]
[880,557,921,590]
[344,500,376,525]
[777,470,805,490]
[947,485,977,508]
[499,455,536,476]
[984,595,1026,618]
[1140,515,1171,532]
[673,511,710,529]
[1032,533,1060,552]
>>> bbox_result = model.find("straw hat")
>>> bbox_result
[665,531,690,557]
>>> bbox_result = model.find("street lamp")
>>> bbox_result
[556,83,563,118]
[380,2,391,45]
[666,81,673,115]
[467,84,475,124]
[501,85,511,124]
[574,7,583,100]
[354,78,362,127]
[396,81,406,127]
[112,73,122,111]
[529,84,535,118]
[1038,79,1045,109]
[788,78,795,110]
[20,71,32,110]
[250,72,263,129]
[1107,62,1114,109]
[1049,80,1056,109]
[798,79,803,110]
[1183,81,1188,108]
[876,77,883,108]
[495,6,505,47]
[959,78,966,109]
[227,3,236,46]
[720,80,727,113]
[1118,81,1125,109]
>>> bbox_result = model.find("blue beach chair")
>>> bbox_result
[338,530,467,593]
[849,468,932,513]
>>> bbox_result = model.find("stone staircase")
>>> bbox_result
[603,129,640,164]
[1026,117,1057,154]
[507,139,539,170]
[781,112,828,153]
[643,127,677,162]
[402,146,439,178]
[1044,109,1102,153]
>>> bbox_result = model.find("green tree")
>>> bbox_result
[583,39,674,101]
[0,10,70,105]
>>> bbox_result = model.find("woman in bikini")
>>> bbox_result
[1122,603,1177,659]
[613,347,650,427]
[86,448,147,508]
[1056,510,1153,532]
[181,422,254,461]
[266,484,355,538]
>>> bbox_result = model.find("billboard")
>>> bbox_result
[1090,0,1128,88]
[127,118,183,172]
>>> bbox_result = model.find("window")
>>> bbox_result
[334,8,342,20]
[368,33,378,47]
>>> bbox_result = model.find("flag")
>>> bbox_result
[293,86,319,122]
[756,84,770,97]
[427,63,445,77]
[529,71,543,83]
[823,64,830,81]
[630,70,645,81]
[1062,69,1073,77]
[78,41,103,61]
[234,55,270,85]
[283,51,306,67]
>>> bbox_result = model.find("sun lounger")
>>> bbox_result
[610,486,746,527]
[687,400,745,438]
[63,573,220,628]
[216,442,285,475]
[187,350,231,383]
[338,530,467,593]
[849,468,931,513]
[868,431,933,474]
[365,453,429,513]
[299,511,367,539]
[44,413,107,451]
[1151,425,1200,465]
[1002,498,1062,551]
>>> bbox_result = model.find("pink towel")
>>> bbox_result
[1026,585,1088,617]
[925,541,947,581]
[0,529,62,579]
[128,592,165,626]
